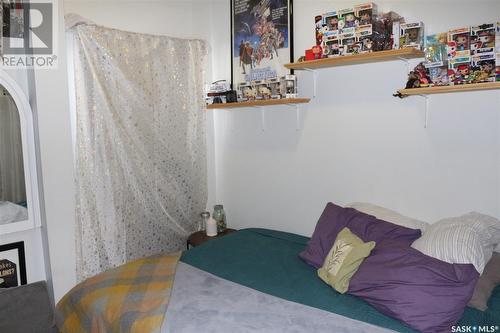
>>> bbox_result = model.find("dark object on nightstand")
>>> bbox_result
[187,229,237,249]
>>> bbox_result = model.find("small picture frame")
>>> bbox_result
[0,242,27,288]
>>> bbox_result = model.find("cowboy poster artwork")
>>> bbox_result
[232,0,292,87]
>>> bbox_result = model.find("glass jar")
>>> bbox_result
[199,212,210,232]
[212,205,227,233]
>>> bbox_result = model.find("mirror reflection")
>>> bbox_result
[0,85,28,224]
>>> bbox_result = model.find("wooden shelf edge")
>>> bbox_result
[285,48,424,70]
[397,82,500,97]
[206,98,311,109]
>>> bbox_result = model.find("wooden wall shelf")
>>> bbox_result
[206,98,310,109]
[285,48,424,70]
[397,81,500,97]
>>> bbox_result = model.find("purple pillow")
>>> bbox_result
[348,242,479,333]
[299,203,421,268]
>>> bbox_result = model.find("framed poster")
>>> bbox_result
[0,241,27,288]
[231,0,293,89]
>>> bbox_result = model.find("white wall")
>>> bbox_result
[209,0,500,237]
[65,1,194,38]
[33,0,75,302]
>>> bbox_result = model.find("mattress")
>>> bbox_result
[181,228,500,333]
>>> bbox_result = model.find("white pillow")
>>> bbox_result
[348,202,429,231]
[411,212,500,274]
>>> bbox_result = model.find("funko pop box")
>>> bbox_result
[355,2,377,26]
[471,23,496,53]
[338,7,357,30]
[425,33,448,67]
[496,22,500,54]
[322,11,339,32]
[448,27,471,56]
[400,22,424,50]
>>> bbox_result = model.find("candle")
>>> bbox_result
[206,217,218,237]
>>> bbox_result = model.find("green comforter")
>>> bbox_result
[181,228,500,333]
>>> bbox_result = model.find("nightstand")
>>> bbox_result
[187,229,237,249]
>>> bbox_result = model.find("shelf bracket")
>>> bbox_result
[287,104,302,130]
[303,68,318,98]
[397,57,411,73]
[419,94,430,128]
[259,106,266,132]
[248,105,267,131]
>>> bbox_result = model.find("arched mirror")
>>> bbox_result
[0,87,28,222]
[0,71,40,234]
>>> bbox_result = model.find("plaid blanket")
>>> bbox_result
[56,252,181,333]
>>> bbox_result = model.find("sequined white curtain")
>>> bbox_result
[71,24,208,280]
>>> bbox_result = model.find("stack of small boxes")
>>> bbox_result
[423,33,449,86]
[312,3,380,59]
[470,24,497,83]
[423,23,499,86]
[497,23,500,81]
[310,2,425,60]
[237,75,297,102]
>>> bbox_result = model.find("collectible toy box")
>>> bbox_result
[315,15,324,45]
[323,11,339,32]
[425,33,448,67]
[400,22,424,50]
[355,2,377,26]
[310,3,405,58]
[470,23,496,82]
[497,22,500,81]
[268,78,282,99]
[425,33,449,86]
[447,27,472,84]
[323,31,342,57]
[338,8,357,30]
[282,75,297,98]
[448,27,471,56]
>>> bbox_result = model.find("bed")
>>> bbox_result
[0,201,28,224]
[57,228,500,333]
[163,229,500,332]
